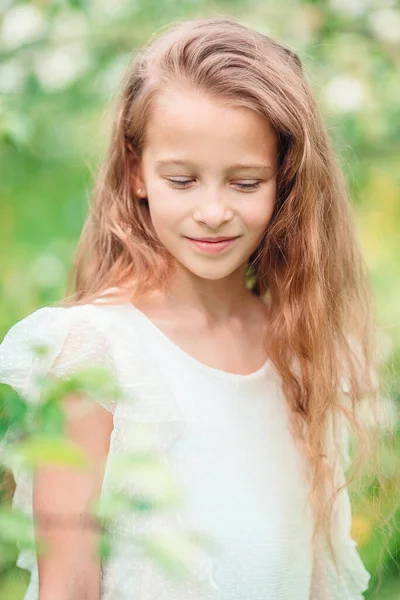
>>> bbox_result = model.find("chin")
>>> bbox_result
[180,261,244,281]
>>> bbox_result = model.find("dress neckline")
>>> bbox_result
[122,302,271,383]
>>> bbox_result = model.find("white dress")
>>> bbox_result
[0,297,371,600]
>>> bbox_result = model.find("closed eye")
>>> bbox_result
[235,181,261,191]
[165,178,262,191]
[165,178,194,188]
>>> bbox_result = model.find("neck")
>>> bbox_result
[154,262,262,326]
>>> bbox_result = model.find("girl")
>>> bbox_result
[0,16,378,600]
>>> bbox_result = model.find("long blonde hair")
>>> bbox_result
[59,17,391,579]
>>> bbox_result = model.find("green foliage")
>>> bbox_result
[0,354,207,596]
[0,0,399,597]
[139,528,222,579]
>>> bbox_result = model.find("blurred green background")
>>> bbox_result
[0,0,399,598]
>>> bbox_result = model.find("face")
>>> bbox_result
[133,88,278,282]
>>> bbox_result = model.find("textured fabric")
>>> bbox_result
[0,297,371,600]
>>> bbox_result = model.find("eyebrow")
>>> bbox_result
[155,159,273,172]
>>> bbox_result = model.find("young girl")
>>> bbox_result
[0,16,378,600]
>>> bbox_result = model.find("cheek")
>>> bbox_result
[147,179,276,234]
[243,188,276,232]
[146,186,184,234]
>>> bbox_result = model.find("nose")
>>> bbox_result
[193,188,234,228]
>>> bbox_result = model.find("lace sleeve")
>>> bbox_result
[0,304,118,576]
[310,412,371,599]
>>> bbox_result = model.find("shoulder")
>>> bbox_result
[0,302,131,407]
[0,300,131,348]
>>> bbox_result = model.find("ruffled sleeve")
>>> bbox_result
[0,305,118,410]
[310,410,371,599]
[0,304,118,580]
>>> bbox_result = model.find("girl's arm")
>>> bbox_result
[35,393,114,600]
[0,305,118,598]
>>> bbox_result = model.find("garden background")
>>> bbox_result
[0,0,399,598]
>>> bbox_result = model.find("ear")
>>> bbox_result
[132,169,146,198]
[126,142,147,197]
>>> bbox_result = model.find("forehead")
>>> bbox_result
[143,88,278,167]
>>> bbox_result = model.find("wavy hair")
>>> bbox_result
[59,17,392,580]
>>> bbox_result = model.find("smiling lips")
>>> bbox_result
[185,236,239,253]
[186,236,239,242]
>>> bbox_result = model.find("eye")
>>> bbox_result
[234,181,261,191]
[165,178,194,188]
[165,178,262,191]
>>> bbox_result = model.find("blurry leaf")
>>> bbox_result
[36,400,65,436]
[30,342,53,360]
[107,453,183,507]
[97,530,112,561]
[2,392,27,428]
[0,542,18,574]
[0,111,34,148]
[351,513,374,547]
[0,507,33,548]
[140,528,221,578]
[68,0,86,9]
[41,366,125,407]
[0,565,30,600]
[140,530,196,577]
[8,435,88,468]
[0,420,8,443]
[92,490,162,524]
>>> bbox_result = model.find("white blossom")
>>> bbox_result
[0,59,26,94]
[30,254,65,288]
[1,5,46,49]
[50,11,89,43]
[329,0,370,17]
[33,42,90,91]
[369,9,400,44]
[323,75,367,113]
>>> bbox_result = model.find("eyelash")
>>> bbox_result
[165,179,262,191]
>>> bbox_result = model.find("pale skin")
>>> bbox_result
[35,88,278,599]
[36,393,113,600]
[132,87,278,375]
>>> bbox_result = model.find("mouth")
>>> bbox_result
[184,236,240,253]
[185,236,240,242]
